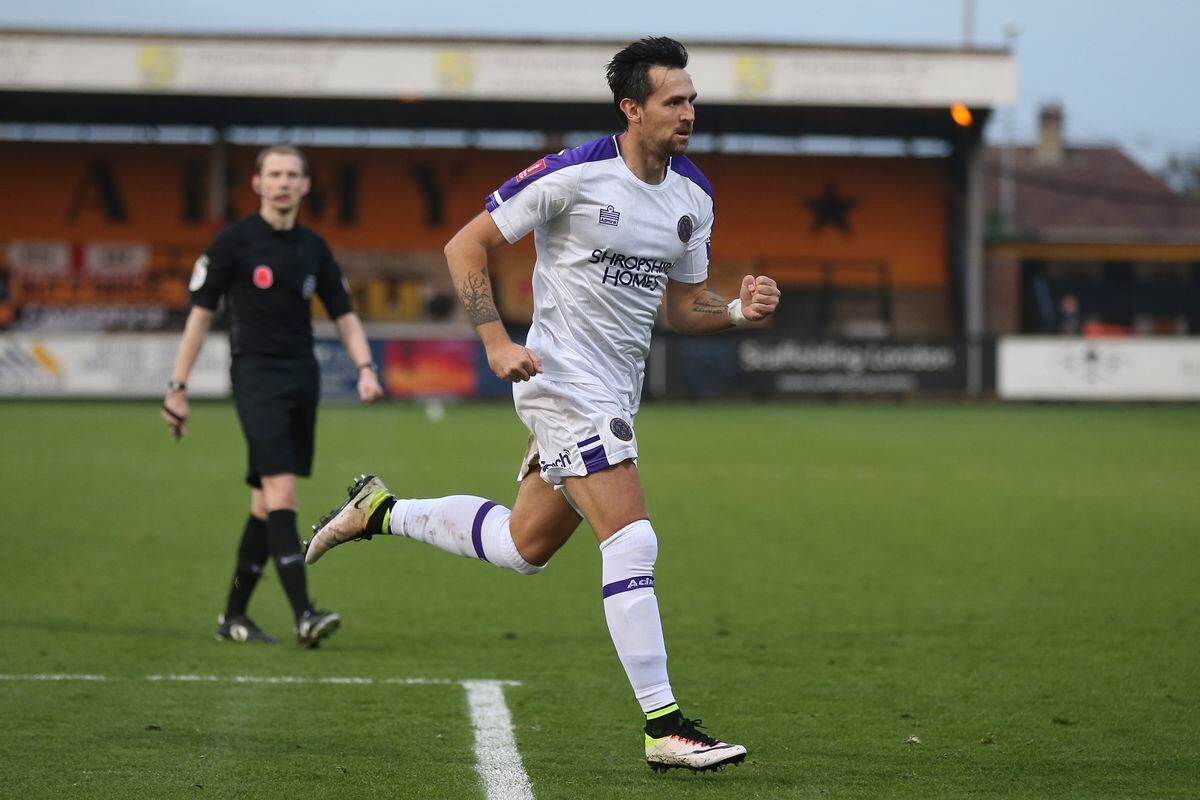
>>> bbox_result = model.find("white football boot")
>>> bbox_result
[645,717,748,773]
[306,474,391,565]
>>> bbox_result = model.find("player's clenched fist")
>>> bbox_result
[487,341,544,382]
[738,274,781,322]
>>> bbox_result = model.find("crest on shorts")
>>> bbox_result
[188,254,209,292]
[253,265,274,289]
[677,214,695,243]
[609,417,633,442]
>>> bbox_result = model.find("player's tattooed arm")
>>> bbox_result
[664,280,736,334]
[445,211,509,327]
[689,290,730,316]
[444,210,540,380]
[665,275,780,333]
[459,269,501,326]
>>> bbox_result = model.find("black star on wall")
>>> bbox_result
[804,183,859,235]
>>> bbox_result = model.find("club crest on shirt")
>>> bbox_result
[677,214,695,243]
[189,254,209,292]
[253,265,274,289]
[609,417,634,442]
[301,275,316,299]
[515,159,547,182]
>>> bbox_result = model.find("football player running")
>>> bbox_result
[309,36,778,772]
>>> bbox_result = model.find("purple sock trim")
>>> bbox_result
[602,575,654,598]
[471,501,498,562]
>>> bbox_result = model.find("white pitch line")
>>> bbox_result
[0,673,108,681]
[143,674,472,685]
[1,673,518,687]
[462,680,535,800]
[1,673,534,800]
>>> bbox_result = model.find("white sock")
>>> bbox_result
[600,519,675,713]
[389,496,544,575]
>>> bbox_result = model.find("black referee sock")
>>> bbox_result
[266,509,312,621]
[224,514,268,618]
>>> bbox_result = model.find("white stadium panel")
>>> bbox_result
[998,337,1200,401]
[0,32,1015,107]
[0,332,232,398]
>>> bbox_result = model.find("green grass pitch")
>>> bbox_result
[1,400,1198,799]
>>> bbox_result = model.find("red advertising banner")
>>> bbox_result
[381,339,478,397]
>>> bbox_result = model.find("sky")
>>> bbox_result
[2,0,1197,170]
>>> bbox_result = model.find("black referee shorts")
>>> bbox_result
[230,356,320,488]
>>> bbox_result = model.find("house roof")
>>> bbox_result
[983,144,1200,245]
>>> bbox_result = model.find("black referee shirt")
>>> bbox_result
[189,213,353,359]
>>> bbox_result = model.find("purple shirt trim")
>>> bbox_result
[484,135,619,212]
[577,434,601,448]
[602,576,655,598]
[668,155,715,207]
[471,500,498,562]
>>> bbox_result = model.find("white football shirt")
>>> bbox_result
[487,134,715,407]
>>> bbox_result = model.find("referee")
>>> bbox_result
[162,145,384,648]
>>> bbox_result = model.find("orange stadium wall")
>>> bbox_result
[0,142,950,332]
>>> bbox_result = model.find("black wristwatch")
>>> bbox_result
[167,380,187,391]
[357,362,378,373]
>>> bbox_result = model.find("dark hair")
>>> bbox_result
[255,145,308,176]
[605,37,689,130]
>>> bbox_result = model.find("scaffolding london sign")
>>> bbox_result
[737,338,967,395]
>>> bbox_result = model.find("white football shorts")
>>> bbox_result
[513,376,639,488]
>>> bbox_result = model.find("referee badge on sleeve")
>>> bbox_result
[188,255,209,291]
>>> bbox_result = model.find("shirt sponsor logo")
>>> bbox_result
[588,249,674,291]
[677,214,695,243]
[598,205,621,227]
[253,265,274,289]
[189,254,209,292]
[515,159,547,182]
[609,417,633,442]
[588,250,674,273]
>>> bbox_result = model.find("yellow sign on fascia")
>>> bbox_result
[435,50,476,93]
[138,46,180,89]
[733,55,773,99]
